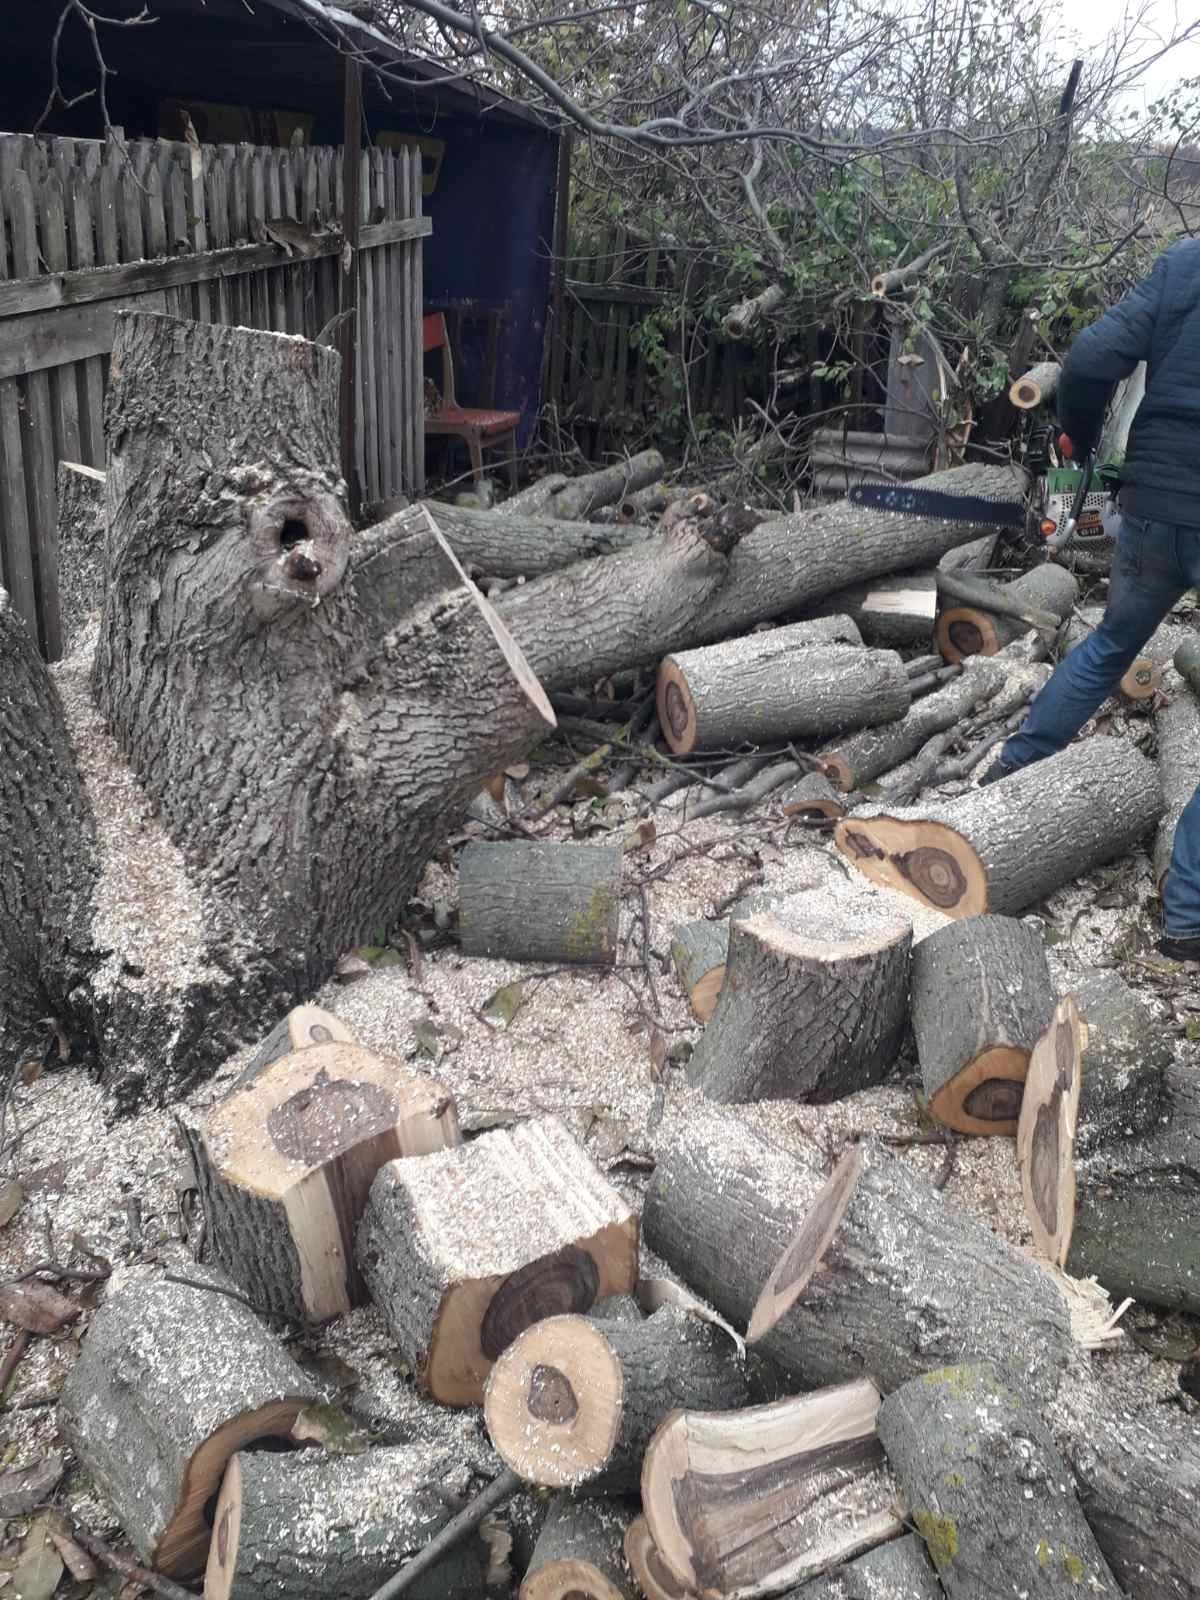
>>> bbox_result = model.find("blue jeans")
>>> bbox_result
[1000,513,1200,938]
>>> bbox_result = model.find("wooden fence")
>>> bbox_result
[0,131,429,657]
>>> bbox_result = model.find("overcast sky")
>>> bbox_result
[1052,0,1200,107]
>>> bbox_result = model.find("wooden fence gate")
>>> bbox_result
[0,131,429,658]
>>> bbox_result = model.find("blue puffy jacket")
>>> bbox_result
[1058,237,1200,527]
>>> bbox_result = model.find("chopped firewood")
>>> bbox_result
[1018,995,1084,1266]
[458,842,623,965]
[181,1042,461,1323]
[485,1305,748,1494]
[878,1363,1120,1597]
[686,901,911,1104]
[1153,677,1200,888]
[623,1518,693,1600]
[836,737,1163,918]
[780,770,845,818]
[227,1003,356,1095]
[204,1444,487,1600]
[641,1380,904,1600]
[657,637,909,755]
[794,1533,942,1599]
[60,1267,317,1578]
[910,915,1056,1135]
[936,564,1078,662]
[358,1115,638,1405]
[520,1497,636,1600]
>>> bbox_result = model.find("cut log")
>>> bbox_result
[60,1266,317,1578]
[357,1115,638,1405]
[546,450,665,521]
[670,892,784,1023]
[433,500,648,574]
[624,1518,694,1600]
[520,1498,636,1600]
[780,771,846,819]
[936,565,1079,662]
[644,1110,1071,1401]
[181,1042,461,1323]
[1066,1062,1200,1312]
[497,462,1029,692]
[641,1380,904,1600]
[499,474,569,515]
[458,842,622,966]
[1072,968,1171,1156]
[1009,360,1061,409]
[204,1444,487,1600]
[878,1363,1120,1598]
[1175,635,1200,697]
[835,736,1164,919]
[910,915,1056,1136]
[56,460,107,658]
[1154,678,1200,887]
[658,639,909,755]
[485,1305,749,1495]
[685,900,912,1104]
[820,655,1007,791]
[227,1003,356,1095]
[723,282,786,338]
[804,571,938,649]
[792,1534,942,1599]
[1017,996,1084,1265]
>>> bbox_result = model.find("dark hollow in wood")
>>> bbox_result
[480,1247,601,1360]
[910,915,1056,1136]
[458,842,623,966]
[520,1496,636,1600]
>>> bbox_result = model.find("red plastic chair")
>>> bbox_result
[423,313,519,486]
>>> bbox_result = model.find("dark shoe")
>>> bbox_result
[976,753,1014,787]
[1158,932,1200,962]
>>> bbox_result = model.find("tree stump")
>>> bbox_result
[55,460,106,658]
[227,1003,356,1095]
[60,1267,316,1578]
[657,639,909,755]
[182,1042,461,1323]
[1153,678,1200,888]
[780,771,846,818]
[821,656,1007,791]
[910,915,1056,1135]
[485,1305,748,1494]
[204,1444,487,1600]
[670,893,784,1023]
[623,1518,694,1600]
[641,1380,903,1600]
[878,1364,1120,1598]
[520,1498,636,1600]
[458,842,623,966]
[937,564,1079,663]
[685,901,912,1104]
[1017,996,1084,1265]
[792,1534,942,1599]
[805,571,938,649]
[746,1142,1071,1402]
[836,737,1163,918]
[357,1115,638,1405]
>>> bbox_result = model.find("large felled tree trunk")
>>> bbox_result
[3,311,552,1107]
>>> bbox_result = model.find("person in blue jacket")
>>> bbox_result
[981,238,1200,961]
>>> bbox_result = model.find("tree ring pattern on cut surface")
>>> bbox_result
[480,1246,601,1359]
[895,846,966,909]
[663,680,689,739]
[948,618,985,656]
[527,1362,580,1424]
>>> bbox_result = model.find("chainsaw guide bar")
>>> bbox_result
[847,481,1026,528]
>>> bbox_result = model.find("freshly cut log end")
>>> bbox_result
[228,1003,356,1095]
[794,1533,943,1599]
[781,771,846,819]
[1009,360,1060,410]
[60,1267,317,1578]
[1018,995,1083,1266]
[521,1498,635,1600]
[836,737,1164,920]
[357,1115,638,1405]
[204,1444,487,1600]
[657,637,909,756]
[485,1306,748,1494]
[624,1518,694,1600]
[747,1145,865,1342]
[183,1042,460,1323]
[640,1380,903,1600]
[1119,657,1162,700]
[935,564,1078,664]
[910,915,1056,1136]
[458,841,623,966]
[878,1364,1120,1598]
[686,902,912,1105]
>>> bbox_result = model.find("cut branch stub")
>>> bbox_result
[520,1497,636,1600]
[910,915,1056,1136]
[1008,360,1060,410]
[640,1380,903,1600]
[1017,995,1083,1266]
[182,1042,461,1323]
[357,1115,638,1405]
[780,771,846,819]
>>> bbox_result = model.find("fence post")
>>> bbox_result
[338,53,364,518]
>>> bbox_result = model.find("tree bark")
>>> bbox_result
[1154,678,1200,887]
[803,571,938,649]
[723,282,786,338]
[545,450,665,521]
[55,460,107,658]
[686,903,912,1104]
[59,1266,317,1578]
[1009,361,1061,410]
[205,1446,487,1600]
[181,1043,461,1324]
[432,500,648,575]
[497,463,1029,692]
[641,1380,904,1600]
[1072,968,1171,1156]
[792,1534,943,1599]
[485,1305,748,1495]
[936,565,1079,662]
[457,842,623,966]
[658,639,909,755]
[836,737,1164,919]
[624,1518,693,1600]
[1017,995,1084,1266]
[521,1498,636,1600]
[910,914,1056,1136]
[357,1115,638,1406]
[499,473,569,515]
[15,311,552,1107]
[878,1363,1120,1598]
